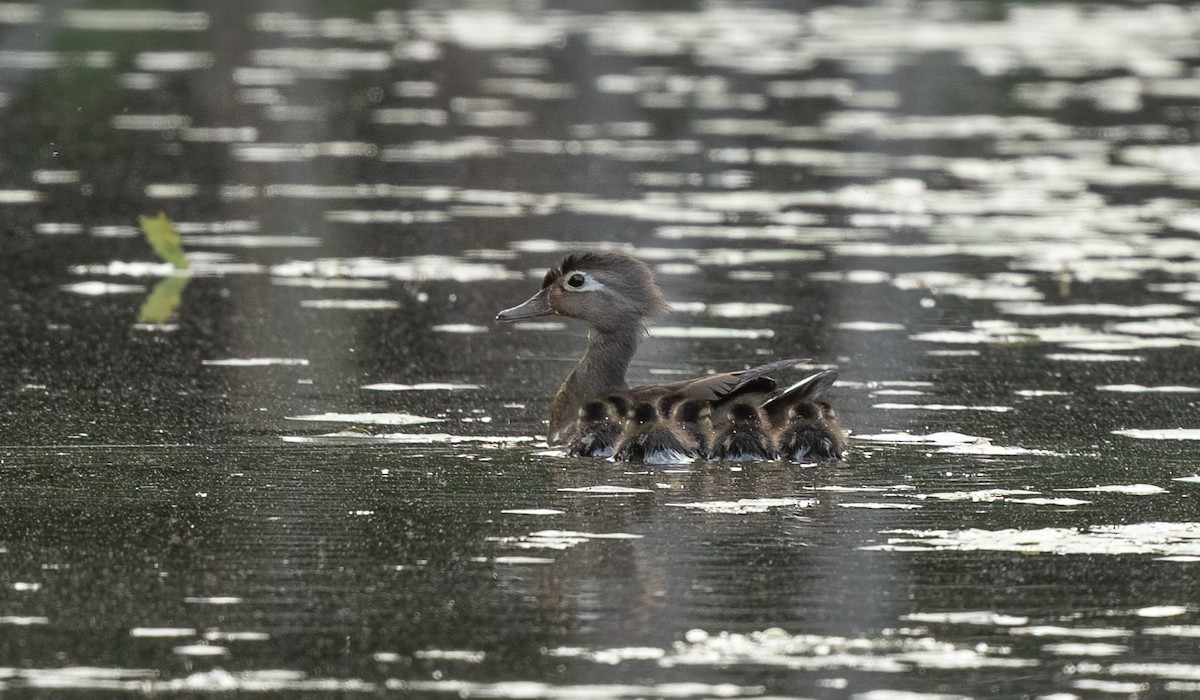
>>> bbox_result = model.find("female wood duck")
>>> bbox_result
[496,251,846,462]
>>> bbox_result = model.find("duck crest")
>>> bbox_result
[497,251,847,463]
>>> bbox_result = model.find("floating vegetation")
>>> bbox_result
[137,274,190,325]
[137,212,190,269]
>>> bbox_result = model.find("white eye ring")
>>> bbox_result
[562,272,604,292]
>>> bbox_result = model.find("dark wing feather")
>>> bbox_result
[761,369,839,425]
[761,369,838,408]
[625,358,808,405]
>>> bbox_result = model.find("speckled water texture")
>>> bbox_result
[2,2,1200,698]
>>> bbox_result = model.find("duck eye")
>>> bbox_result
[566,273,586,289]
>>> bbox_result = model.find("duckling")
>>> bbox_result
[760,368,839,424]
[776,400,847,462]
[669,397,715,460]
[496,251,846,461]
[710,402,777,462]
[613,401,698,464]
[565,395,629,459]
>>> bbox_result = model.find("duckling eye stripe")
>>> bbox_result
[563,273,605,292]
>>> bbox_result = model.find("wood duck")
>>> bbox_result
[711,402,777,461]
[613,399,698,464]
[666,396,715,459]
[565,395,629,458]
[761,367,846,461]
[496,251,846,462]
[776,400,847,462]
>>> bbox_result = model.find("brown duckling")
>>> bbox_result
[613,400,698,464]
[710,402,777,462]
[496,251,845,462]
[666,396,715,460]
[565,395,630,459]
[776,400,847,462]
[760,368,847,461]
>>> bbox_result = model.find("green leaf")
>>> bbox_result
[137,275,191,325]
[138,211,189,269]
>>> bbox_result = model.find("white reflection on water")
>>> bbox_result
[1115,429,1200,440]
[665,498,815,514]
[203,358,308,367]
[272,257,520,282]
[488,529,643,552]
[130,627,195,638]
[0,189,43,203]
[300,299,400,310]
[649,626,1036,672]
[1100,384,1200,393]
[284,412,441,426]
[64,10,207,31]
[60,281,144,296]
[390,679,763,698]
[362,382,480,391]
[868,522,1200,557]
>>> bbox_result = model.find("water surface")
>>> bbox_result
[2,2,1200,697]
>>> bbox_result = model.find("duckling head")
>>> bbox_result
[579,399,615,423]
[580,395,630,421]
[728,402,762,425]
[629,401,659,425]
[672,398,712,424]
[787,402,822,421]
[496,251,670,332]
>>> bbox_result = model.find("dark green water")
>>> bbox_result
[2,2,1200,697]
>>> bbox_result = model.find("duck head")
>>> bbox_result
[496,252,670,333]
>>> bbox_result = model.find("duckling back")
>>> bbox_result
[614,401,697,465]
[560,366,845,463]
[776,400,847,462]
[711,402,777,462]
[669,397,715,460]
[565,396,628,459]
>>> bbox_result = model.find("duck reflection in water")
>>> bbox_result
[496,251,846,463]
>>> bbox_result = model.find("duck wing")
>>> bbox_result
[625,358,809,404]
[760,368,839,424]
[761,368,838,407]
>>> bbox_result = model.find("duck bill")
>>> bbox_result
[496,288,554,322]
